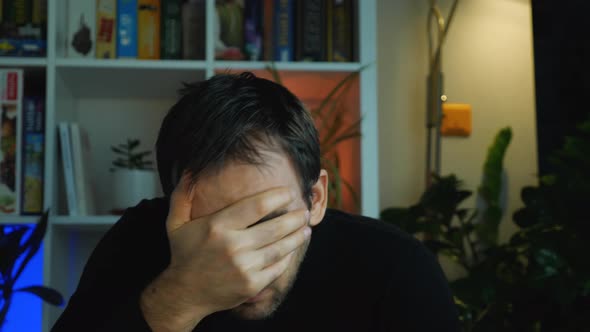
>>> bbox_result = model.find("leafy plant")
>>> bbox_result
[0,211,64,327]
[381,119,590,331]
[266,65,363,210]
[110,138,154,171]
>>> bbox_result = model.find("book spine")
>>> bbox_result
[21,97,44,215]
[296,0,325,61]
[244,0,263,61]
[0,70,23,215]
[181,0,205,60]
[352,0,358,62]
[117,0,138,58]
[32,0,47,25]
[7,0,31,25]
[161,0,182,59]
[58,122,77,216]
[331,0,352,62]
[96,0,117,59]
[69,123,87,215]
[67,0,96,58]
[215,0,245,60]
[262,0,274,61]
[273,0,294,62]
[138,0,161,59]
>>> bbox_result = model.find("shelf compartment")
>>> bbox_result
[55,64,207,98]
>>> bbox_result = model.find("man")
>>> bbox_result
[52,72,460,331]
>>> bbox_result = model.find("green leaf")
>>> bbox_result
[423,239,458,254]
[316,71,359,115]
[128,139,140,150]
[265,63,282,85]
[475,206,502,246]
[13,211,49,283]
[0,227,28,278]
[110,146,126,155]
[15,285,64,306]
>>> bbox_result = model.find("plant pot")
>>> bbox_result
[111,169,159,212]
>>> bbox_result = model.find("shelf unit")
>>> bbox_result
[0,1,378,331]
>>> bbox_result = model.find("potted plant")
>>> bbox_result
[110,138,158,213]
[0,211,63,327]
[266,65,363,211]
[380,120,590,331]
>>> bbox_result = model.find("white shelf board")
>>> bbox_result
[0,56,47,67]
[55,58,208,70]
[0,215,42,225]
[51,215,119,231]
[214,61,362,72]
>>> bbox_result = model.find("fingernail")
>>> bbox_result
[303,227,312,238]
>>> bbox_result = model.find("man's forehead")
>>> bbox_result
[189,155,299,218]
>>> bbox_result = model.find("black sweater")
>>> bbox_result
[52,198,460,331]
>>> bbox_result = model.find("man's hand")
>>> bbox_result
[140,175,311,331]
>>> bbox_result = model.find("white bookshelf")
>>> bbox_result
[0,0,378,330]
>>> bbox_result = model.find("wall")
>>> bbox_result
[377,0,538,244]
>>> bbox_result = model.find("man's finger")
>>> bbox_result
[253,250,296,292]
[166,174,195,232]
[217,187,294,229]
[239,224,310,272]
[239,209,309,250]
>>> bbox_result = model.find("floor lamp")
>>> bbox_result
[426,0,460,188]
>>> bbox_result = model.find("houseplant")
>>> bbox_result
[0,211,63,327]
[266,65,363,211]
[381,119,590,331]
[110,138,158,213]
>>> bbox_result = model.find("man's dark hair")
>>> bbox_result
[156,72,321,207]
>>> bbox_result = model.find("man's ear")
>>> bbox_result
[309,169,328,226]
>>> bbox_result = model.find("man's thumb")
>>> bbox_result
[166,174,194,232]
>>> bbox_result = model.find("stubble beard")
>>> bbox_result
[230,238,310,320]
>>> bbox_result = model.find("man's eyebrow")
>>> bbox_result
[252,209,289,226]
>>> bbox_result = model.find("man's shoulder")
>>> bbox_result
[321,208,418,247]
[313,208,426,266]
[105,197,169,243]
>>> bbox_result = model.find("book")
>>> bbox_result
[0,70,23,215]
[66,0,95,57]
[215,0,245,60]
[181,0,205,60]
[96,0,117,59]
[330,0,353,62]
[117,0,138,58]
[296,0,326,61]
[21,96,44,215]
[161,0,182,59]
[69,123,96,215]
[273,0,294,61]
[244,0,263,61]
[138,0,161,59]
[0,0,47,56]
[58,122,77,215]
[262,0,274,61]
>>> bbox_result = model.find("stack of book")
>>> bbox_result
[67,0,206,60]
[0,69,46,216]
[216,0,358,62]
[57,122,97,216]
[0,0,48,57]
